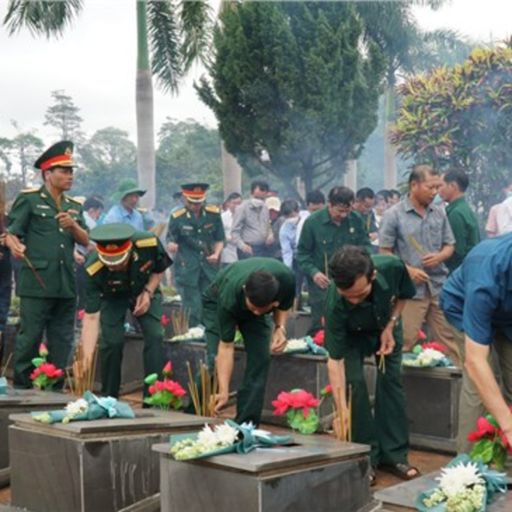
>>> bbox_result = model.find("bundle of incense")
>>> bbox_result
[406,235,428,256]
[347,384,352,443]
[186,361,218,417]
[186,361,201,415]
[1,351,12,377]
[333,385,353,442]
[378,353,386,374]
[324,252,329,277]
[68,343,99,396]
[171,307,190,336]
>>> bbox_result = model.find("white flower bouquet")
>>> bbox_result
[416,454,506,512]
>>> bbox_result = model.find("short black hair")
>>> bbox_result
[408,163,439,186]
[376,189,391,202]
[329,246,374,290]
[389,189,401,199]
[226,192,242,201]
[443,169,469,192]
[244,270,279,307]
[356,187,375,201]
[306,189,325,205]
[83,197,104,210]
[328,186,354,207]
[250,180,269,193]
[280,199,299,217]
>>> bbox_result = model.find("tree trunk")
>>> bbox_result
[221,141,242,199]
[136,0,156,209]
[344,159,357,191]
[384,83,397,189]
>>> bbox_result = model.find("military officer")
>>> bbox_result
[81,223,172,398]
[297,186,371,335]
[166,183,224,327]
[324,246,419,484]
[5,141,89,387]
[204,257,295,425]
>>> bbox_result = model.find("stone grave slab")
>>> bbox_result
[402,366,461,453]
[375,471,512,511]
[154,434,378,512]
[0,389,69,478]
[9,410,210,512]
[285,311,312,339]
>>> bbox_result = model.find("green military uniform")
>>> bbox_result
[445,196,480,273]
[324,255,416,467]
[8,141,86,388]
[167,204,224,327]
[297,208,371,334]
[202,257,295,425]
[85,225,172,398]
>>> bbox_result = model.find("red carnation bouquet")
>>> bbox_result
[144,361,187,410]
[468,410,512,470]
[272,388,320,434]
[30,343,64,390]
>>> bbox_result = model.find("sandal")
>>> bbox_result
[369,468,377,486]
[381,462,420,481]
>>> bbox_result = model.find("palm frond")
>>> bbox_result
[147,0,182,94]
[179,0,214,71]
[3,0,83,38]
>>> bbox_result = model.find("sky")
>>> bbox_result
[0,0,511,145]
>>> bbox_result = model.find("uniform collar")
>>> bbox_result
[39,185,62,211]
[404,195,434,214]
[446,195,466,213]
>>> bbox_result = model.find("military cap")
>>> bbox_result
[89,223,136,265]
[181,183,209,203]
[112,179,146,203]
[34,140,74,171]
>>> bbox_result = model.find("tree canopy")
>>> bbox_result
[391,44,512,211]
[196,1,386,197]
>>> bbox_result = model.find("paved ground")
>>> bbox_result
[0,390,452,507]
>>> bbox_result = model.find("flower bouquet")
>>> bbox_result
[272,388,321,434]
[402,341,452,368]
[170,420,293,461]
[0,376,7,395]
[144,361,187,410]
[283,335,328,356]
[30,343,64,390]
[416,454,506,512]
[32,390,135,424]
[170,326,205,342]
[468,412,512,470]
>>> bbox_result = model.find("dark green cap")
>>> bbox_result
[34,140,74,171]
[90,223,135,265]
[112,179,146,203]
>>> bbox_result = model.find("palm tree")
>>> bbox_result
[3,0,213,208]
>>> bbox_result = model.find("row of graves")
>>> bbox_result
[1,296,511,511]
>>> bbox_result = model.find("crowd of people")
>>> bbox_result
[2,140,512,487]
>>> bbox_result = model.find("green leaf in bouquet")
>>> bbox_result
[470,439,494,464]
[485,414,499,429]
[286,409,319,435]
[31,357,45,367]
[492,443,507,470]
[144,373,158,385]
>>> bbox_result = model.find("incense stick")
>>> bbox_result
[348,384,352,443]
[23,255,47,290]
[378,353,386,374]
[1,352,12,377]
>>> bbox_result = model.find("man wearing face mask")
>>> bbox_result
[206,257,295,425]
[297,186,371,335]
[325,246,418,485]
[5,141,89,387]
[379,164,459,364]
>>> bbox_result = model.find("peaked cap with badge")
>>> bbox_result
[181,182,209,203]
[34,140,75,171]
[89,223,136,266]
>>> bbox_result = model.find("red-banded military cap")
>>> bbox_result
[89,223,136,266]
[181,182,209,203]
[34,141,74,171]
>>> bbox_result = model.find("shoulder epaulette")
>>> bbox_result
[171,207,187,219]
[86,260,104,276]
[65,195,83,205]
[135,237,158,248]
[21,188,39,194]
[205,204,220,214]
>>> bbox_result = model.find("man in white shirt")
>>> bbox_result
[220,192,242,265]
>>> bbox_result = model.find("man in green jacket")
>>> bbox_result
[6,141,89,388]
[297,186,371,335]
[325,246,419,484]
[438,169,480,272]
[166,183,224,327]
[205,258,295,425]
[82,223,172,398]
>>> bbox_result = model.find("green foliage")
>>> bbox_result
[391,46,512,212]
[44,89,84,141]
[155,118,222,209]
[286,408,319,435]
[196,1,386,196]
[73,127,137,203]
